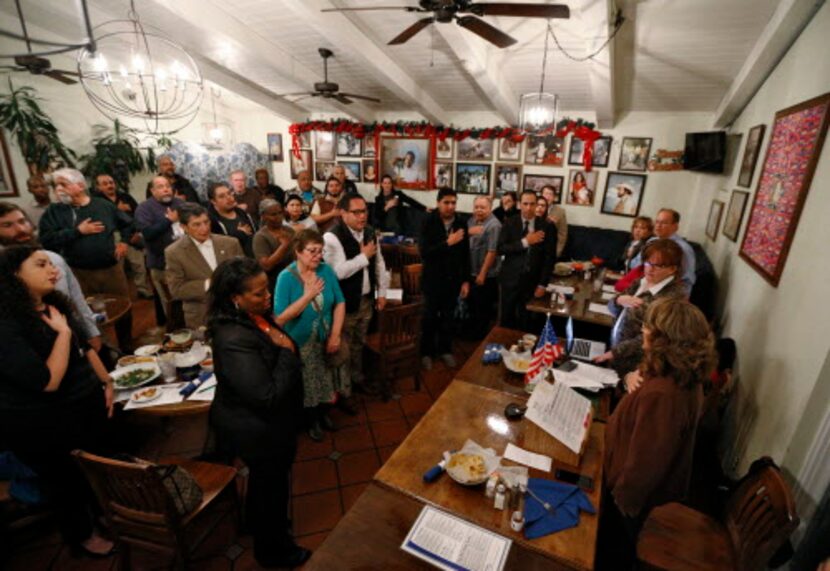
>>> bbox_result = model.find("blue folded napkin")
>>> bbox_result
[482,343,505,364]
[524,477,596,539]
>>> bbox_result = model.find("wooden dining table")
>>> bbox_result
[526,273,616,328]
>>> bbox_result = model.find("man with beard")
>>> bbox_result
[0,202,101,350]
[208,182,256,258]
[145,154,200,203]
[254,167,285,205]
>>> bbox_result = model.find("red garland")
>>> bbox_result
[289,119,603,169]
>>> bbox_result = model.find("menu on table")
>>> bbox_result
[401,505,512,571]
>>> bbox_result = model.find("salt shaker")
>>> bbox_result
[494,483,507,510]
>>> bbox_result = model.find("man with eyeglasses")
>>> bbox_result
[323,193,389,402]
[419,188,470,370]
[632,208,696,295]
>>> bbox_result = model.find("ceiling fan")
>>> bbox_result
[322,0,570,48]
[0,55,80,85]
[282,48,381,105]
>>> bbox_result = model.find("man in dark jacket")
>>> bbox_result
[145,154,200,203]
[207,182,256,258]
[498,189,558,330]
[419,188,470,370]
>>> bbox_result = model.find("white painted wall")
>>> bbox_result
[693,3,830,481]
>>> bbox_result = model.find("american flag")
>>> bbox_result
[524,316,563,386]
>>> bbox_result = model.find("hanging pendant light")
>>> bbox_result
[518,21,558,135]
[76,0,203,135]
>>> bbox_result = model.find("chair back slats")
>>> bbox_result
[399,244,421,267]
[378,302,422,353]
[724,463,799,571]
[401,264,423,302]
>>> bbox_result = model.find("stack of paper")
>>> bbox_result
[588,302,614,317]
[525,381,592,454]
[546,284,576,295]
[553,361,619,392]
[601,284,617,293]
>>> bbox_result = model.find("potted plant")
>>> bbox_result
[0,78,76,174]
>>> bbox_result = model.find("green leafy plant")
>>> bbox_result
[0,78,76,174]
[80,119,149,191]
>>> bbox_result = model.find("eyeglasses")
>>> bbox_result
[644,261,674,269]
[303,247,325,256]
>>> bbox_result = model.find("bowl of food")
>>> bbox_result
[134,344,161,357]
[200,358,214,373]
[131,386,161,404]
[169,329,193,345]
[554,262,573,276]
[502,350,531,374]
[446,452,490,486]
[117,355,157,368]
[111,363,161,390]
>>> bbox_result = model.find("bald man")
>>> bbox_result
[145,154,200,203]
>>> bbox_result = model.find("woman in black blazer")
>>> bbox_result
[207,257,309,568]
[372,174,426,235]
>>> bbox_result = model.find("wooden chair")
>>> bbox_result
[401,263,423,303]
[380,243,402,276]
[398,243,422,266]
[72,450,238,570]
[365,302,423,395]
[636,458,799,571]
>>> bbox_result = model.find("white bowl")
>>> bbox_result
[134,344,161,357]
[111,362,161,390]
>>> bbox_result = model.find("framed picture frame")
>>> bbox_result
[315,131,335,161]
[289,149,313,179]
[435,138,453,160]
[618,137,652,172]
[494,164,522,196]
[0,131,19,198]
[380,135,432,190]
[568,137,584,166]
[266,133,283,162]
[457,138,494,161]
[434,162,453,189]
[337,132,362,157]
[362,159,378,183]
[593,136,612,167]
[566,170,599,206]
[315,161,335,182]
[338,160,361,183]
[722,190,750,242]
[524,134,565,166]
[706,200,725,241]
[522,174,563,202]
[737,124,765,188]
[297,132,312,149]
[600,172,646,217]
[364,136,377,158]
[497,138,522,162]
[740,93,830,286]
[455,163,491,195]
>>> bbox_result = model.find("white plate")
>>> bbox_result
[111,363,161,390]
[446,453,492,486]
[134,344,161,357]
[503,352,531,374]
[131,387,162,404]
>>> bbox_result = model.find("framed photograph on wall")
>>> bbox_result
[593,136,612,167]
[737,124,765,188]
[297,131,312,149]
[722,190,750,242]
[566,170,599,206]
[494,164,522,196]
[740,93,830,286]
[338,160,361,183]
[525,134,565,166]
[337,132,362,157]
[315,131,335,161]
[362,159,378,183]
[522,174,563,202]
[457,138,494,161]
[618,137,652,172]
[706,200,725,241]
[380,136,431,190]
[600,172,646,217]
[434,162,453,189]
[568,137,584,166]
[497,138,522,162]
[435,138,453,160]
[455,163,491,195]
[315,161,336,182]
[266,133,283,162]
[0,131,19,197]
[290,149,313,179]
[364,136,377,158]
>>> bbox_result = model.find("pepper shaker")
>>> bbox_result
[494,483,507,510]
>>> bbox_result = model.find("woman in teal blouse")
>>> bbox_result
[275,229,347,441]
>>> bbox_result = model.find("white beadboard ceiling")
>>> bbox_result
[1,0,786,125]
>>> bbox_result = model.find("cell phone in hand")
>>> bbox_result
[555,360,578,372]
[555,468,594,491]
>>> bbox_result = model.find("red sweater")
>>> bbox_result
[604,375,702,517]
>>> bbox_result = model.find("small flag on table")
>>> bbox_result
[525,315,563,386]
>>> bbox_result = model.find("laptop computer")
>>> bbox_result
[565,317,607,361]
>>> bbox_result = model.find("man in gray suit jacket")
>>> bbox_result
[165,204,244,328]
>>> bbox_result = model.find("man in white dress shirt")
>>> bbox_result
[165,204,244,328]
[323,193,389,400]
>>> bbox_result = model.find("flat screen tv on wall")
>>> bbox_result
[684,131,726,173]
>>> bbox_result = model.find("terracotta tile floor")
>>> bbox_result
[2,295,480,570]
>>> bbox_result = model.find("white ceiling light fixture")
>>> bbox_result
[518,20,558,135]
[76,0,203,135]
[201,87,233,150]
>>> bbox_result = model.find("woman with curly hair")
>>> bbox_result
[598,297,716,570]
[0,246,114,558]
